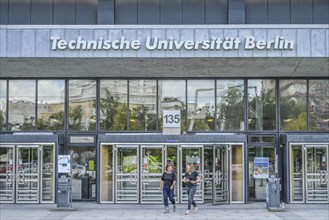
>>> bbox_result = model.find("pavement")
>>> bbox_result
[0,202,328,220]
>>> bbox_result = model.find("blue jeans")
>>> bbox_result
[163,186,175,207]
[186,185,197,210]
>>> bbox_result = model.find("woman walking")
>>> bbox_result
[159,164,177,213]
[182,163,201,215]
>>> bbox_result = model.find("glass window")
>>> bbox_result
[100,145,113,202]
[129,80,157,131]
[158,80,186,131]
[0,80,6,131]
[217,80,244,131]
[37,80,65,131]
[232,144,244,202]
[309,80,329,131]
[187,80,215,131]
[69,146,96,200]
[280,80,307,131]
[100,80,128,131]
[8,80,36,131]
[68,80,96,131]
[248,80,276,131]
[42,144,55,202]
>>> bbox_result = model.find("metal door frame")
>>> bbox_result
[140,145,165,204]
[304,144,329,204]
[0,145,15,204]
[179,144,204,204]
[99,144,115,203]
[16,145,40,204]
[164,145,180,203]
[114,144,140,204]
[289,144,305,203]
[212,144,231,205]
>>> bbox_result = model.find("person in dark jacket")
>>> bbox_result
[159,164,177,213]
[182,163,201,215]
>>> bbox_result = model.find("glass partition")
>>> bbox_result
[217,80,245,131]
[158,80,186,131]
[0,80,6,131]
[248,80,276,131]
[232,144,244,202]
[41,145,55,202]
[280,80,307,131]
[69,146,96,200]
[100,145,114,202]
[68,80,96,131]
[37,80,65,131]
[100,80,128,131]
[290,144,303,202]
[129,80,157,131]
[187,80,215,131]
[8,80,36,131]
[309,80,329,131]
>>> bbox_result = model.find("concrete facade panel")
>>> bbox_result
[36,29,50,57]
[311,29,326,57]
[0,29,7,57]
[296,29,311,57]
[7,29,21,57]
[251,29,267,57]
[21,29,35,57]
[281,29,296,57]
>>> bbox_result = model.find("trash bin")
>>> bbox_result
[266,177,281,210]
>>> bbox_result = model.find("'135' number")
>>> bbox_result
[164,114,180,124]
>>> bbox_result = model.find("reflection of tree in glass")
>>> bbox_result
[248,89,276,130]
[281,97,306,131]
[22,116,35,130]
[130,105,156,131]
[37,111,64,131]
[99,88,122,130]
[0,110,4,130]
[69,105,83,130]
[218,87,244,130]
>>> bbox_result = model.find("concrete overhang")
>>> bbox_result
[0,57,328,78]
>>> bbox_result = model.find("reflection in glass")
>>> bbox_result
[0,146,14,202]
[8,80,36,131]
[248,80,276,131]
[309,80,329,131]
[0,80,7,131]
[290,145,303,202]
[158,80,186,131]
[187,80,215,131]
[69,146,96,200]
[101,145,113,202]
[42,145,55,202]
[248,146,275,200]
[129,80,157,131]
[217,80,244,131]
[280,80,307,131]
[232,145,244,202]
[37,80,65,131]
[100,80,128,131]
[69,80,96,131]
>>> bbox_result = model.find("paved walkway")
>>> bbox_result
[0,202,328,220]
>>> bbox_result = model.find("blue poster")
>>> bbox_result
[254,157,269,179]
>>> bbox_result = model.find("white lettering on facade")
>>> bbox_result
[50,35,294,51]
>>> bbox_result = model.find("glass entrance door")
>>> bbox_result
[180,145,204,203]
[16,145,40,203]
[0,146,15,203]
[140,145,164,203]
[213,145,230,204]
[115,145,139,203]
[305,145,328,203]
[290,144,329,203]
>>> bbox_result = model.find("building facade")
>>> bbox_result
[0,0,328,205]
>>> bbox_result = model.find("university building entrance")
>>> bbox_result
[99,143,244,204]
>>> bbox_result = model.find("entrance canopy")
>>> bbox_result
[1,57,328,78]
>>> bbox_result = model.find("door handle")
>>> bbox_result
[143,171,149,185]
[130,171,137,185]
[6,171,13,185]
[17,171,25,185]
[320,171,327,185]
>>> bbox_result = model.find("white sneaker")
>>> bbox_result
[194,207,199,213]
[185,210,190,215]
[164,208,169,213]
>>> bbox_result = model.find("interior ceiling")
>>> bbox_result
[0,57,328,78]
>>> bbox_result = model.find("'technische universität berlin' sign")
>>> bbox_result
[51,35,294,51]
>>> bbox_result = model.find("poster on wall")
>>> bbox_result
[253,157,269,179]
[58,155,71,173]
